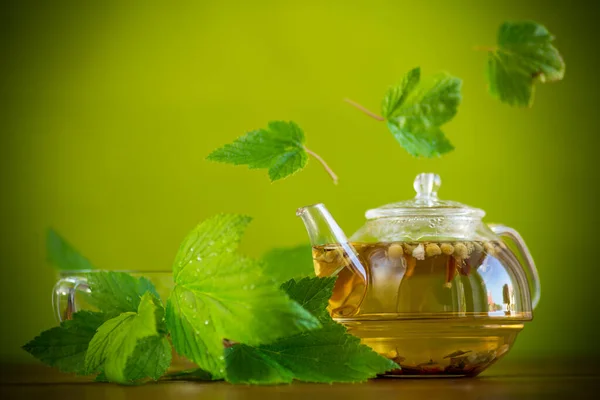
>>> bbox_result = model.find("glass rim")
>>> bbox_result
[58,269,172,274]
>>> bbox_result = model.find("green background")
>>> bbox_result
[1,0,598,363]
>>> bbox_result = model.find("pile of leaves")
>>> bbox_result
[24,218,396,384]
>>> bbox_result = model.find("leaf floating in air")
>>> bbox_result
[207,121,338,183]
[347,67,461,158]
[381,66,421,120]
[485,20,565,107]
[382,67,461,157]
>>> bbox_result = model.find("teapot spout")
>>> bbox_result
[296,203,349,248]
[296,204,368,284]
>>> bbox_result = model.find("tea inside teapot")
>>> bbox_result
[312,239,515,318]
[297,173,539,377]
[312,239,522,376]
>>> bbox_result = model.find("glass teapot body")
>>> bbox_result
[313,225,533,321]
[298,173,540,377]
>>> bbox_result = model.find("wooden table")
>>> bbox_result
[2,358,599,399]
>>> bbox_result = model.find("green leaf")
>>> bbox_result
[172,213,252,281]
[163,368,217,381]
[22,311,105,374]
[225,344,295,384]
[383,69,461,157]
[84,292,162,383]
[207,121,308,182]
[393,72,461,127]
[167,254,320,377]
[224,277,398,384]
[47,228,95,271]
[280,276,336,321]
[166,215,321,377]
[94,372,108,382]
[261,244,315,284]
[387,122,454,158]
[486,21,565,107]
[381,66,420,119]
[85,271,160,317]
[122,335,172,382]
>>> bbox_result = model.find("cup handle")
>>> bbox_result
[52,277,89,323]
[488,224,540,309]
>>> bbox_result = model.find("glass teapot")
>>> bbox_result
[296,173,540,377]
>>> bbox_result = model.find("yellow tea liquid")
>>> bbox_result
[312,241,529,376]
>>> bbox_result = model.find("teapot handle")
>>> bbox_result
[488,224,540,309]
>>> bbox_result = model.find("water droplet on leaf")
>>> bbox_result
[180,290,197,311]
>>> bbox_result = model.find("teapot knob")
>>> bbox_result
[414,173,441,199]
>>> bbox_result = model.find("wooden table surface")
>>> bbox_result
[2,357,599,400]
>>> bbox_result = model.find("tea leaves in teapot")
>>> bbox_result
[481,21,565,107]
[207,121,338,183]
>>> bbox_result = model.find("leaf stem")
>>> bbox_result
[304,146,339,185]
[343,98,385,121]
[473,45,496,52]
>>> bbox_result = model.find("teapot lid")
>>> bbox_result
[365,173,485,219]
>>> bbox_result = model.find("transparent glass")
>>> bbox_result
[53,270,195,372]
[297,173,540,377]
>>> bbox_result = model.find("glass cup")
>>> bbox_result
[53,270,196,373]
